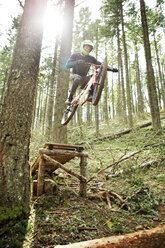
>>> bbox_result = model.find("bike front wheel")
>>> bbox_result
[92,61,107,106]
[61,105,78,125]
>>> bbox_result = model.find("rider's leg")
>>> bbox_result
[65,74,82,105]
[79,75,93,102]
[79,75,94,102]
[79,75,91,89]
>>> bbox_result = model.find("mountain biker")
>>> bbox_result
[65,40,118,105]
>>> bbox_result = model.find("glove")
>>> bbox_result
[112,68,118,72]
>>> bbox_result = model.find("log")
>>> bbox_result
[97,142,165,175]
[39,148,88,158]
[107,159,160,178]
[31,155,40,174]
[54,224,165,248]
[42,154,86,183]
[43,142,84,152]
[87,142,165,183]
[76,116,165,145]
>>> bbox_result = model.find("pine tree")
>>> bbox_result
[0,0,47,222]
[53,0,75,143]
[140,0,161,132]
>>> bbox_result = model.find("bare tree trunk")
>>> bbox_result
[103,53,109,124]
[140,0,161,132]
[116,28,122,120]
[0,0,47,222]
[153,31,165,110]
[42,87,48,135]
[95,21,100,137]
[53,0,75,143]
[134,40,145,115]
[117,22,127,123]
[87,102,91,125]
[46,38,58,139]
[120,2,133,127]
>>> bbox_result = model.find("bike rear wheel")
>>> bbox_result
[61,105,78,125]
[92,61,107,106]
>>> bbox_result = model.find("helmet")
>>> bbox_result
[81,40,94,56]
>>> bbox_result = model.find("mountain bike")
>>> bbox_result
[61,61,107,125]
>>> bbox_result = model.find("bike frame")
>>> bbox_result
[70,64,101,107]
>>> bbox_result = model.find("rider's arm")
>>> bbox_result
[65,54,77,69]
[93,58,118,72]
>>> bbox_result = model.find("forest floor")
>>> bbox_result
[1,114,165,248]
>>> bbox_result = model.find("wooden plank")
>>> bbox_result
[39,148,88,158]
[37,156,45,196]
[80,156,87,197]
[31,155,40,174]
[43,154,86,183]
[43,142,84,152]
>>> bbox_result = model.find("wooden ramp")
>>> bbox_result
[31,143,88,197]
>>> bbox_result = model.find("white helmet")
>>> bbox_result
[81,40,94,55]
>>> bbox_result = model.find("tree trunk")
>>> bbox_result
[53,0,75,143]
[94,21,100,137]
[87,102,91,125]
[46,38,58,139]
[95,105,99,137]
[35,85,42,128]
[42,86,48,135]
[103,52,109,124]
[134,40,145,115]
[103,77,109,123]
[0,0,47,222]
[117,20,127,124]
[153,31,165,110]
[116,23,123,121]
[120,2,133,127]
[140,0,161,132]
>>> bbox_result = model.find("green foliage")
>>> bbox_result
[123,177,159,214]
[0,203,30,224]
[0,219,29,248]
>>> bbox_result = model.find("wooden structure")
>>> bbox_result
[31,143,88,197]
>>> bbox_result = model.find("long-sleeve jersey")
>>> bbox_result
[65,53,101,77]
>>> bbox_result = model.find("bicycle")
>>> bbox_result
[61,61,107,125]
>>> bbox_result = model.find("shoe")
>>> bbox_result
[65,99,71,105]
[87,95,92,102]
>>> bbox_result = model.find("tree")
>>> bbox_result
[0,0,47,223]
[53,0,75,143]
[140,0,161,132]
[120,1,133,128]
[46,38,59,139]
[0,17,19,109]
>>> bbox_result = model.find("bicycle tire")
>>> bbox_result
[61,105,78,125]
[92,61,107,106]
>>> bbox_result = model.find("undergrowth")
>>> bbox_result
[7,115,163,247]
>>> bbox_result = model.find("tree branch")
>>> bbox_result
[17,0,24,9]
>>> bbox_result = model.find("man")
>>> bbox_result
[65,40,118,105]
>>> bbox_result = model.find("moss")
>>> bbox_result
[0,219,29,248]
[0,202,30,226]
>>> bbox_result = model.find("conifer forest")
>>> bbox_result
[0,0,165,247]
